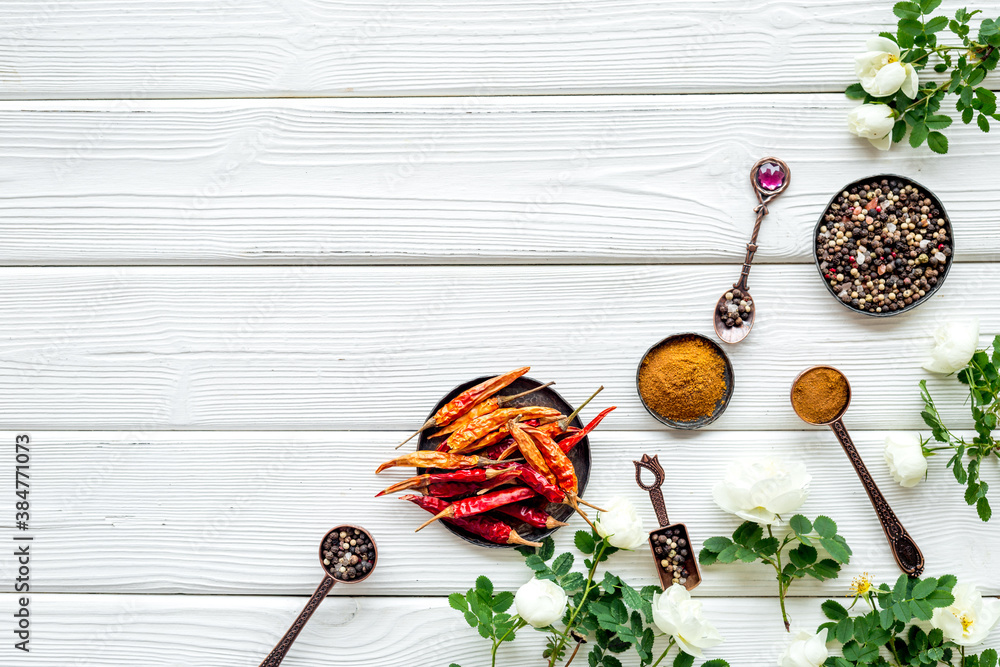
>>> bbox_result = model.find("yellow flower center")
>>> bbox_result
[849,573,872,597]
[887,55,899,64]
[961,614,974,633]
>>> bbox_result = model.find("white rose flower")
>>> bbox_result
[930,583,1000,646]
[514,577,567,628]
[778,630,830,667]
[847,104,895,151]
[712,457,811,525]
[923,320,980,374]
[855,36,919,97]
[595,496,646,550]
[651,584,724,657]
[883,432,928,488]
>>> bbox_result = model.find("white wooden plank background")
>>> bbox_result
[0,97,997,266]
[0,1,938,99]
[2,1,999,666]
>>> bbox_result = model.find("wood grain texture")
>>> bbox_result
[1,430,995,597]
[0,97,997,266]
[13,593,1000,667]
[0,1,949,99]
[0,264,992,430]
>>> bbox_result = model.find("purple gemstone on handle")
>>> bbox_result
[756,162,785,190]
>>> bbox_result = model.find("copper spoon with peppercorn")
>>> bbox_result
[790,366,925,577]
[713,157,790,344]
[257,525,377,667]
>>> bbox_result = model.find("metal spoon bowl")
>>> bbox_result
[790,366,924,577]
[257,525,378,667]
[714,157,790,344]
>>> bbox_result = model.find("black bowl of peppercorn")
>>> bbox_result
[813,174,954,317]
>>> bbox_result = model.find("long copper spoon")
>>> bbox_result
[257,525,377,667]
[790,366,924,576]
[714,157,790,344]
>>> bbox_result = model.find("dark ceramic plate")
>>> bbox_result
[636,333,735,429]
[417,375,591,548]
[813,174,954,317]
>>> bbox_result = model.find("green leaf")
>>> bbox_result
[893,1,922,19]
[813,515,837,538]
[925,15,949,32]
[789,544,818,568]
[526,555,549,572]
[698,549,718,566]
[981,648,998,667]
[909,121,930,147]
[476,575,493,597]
[811,558,841,579]
[756,537,780,556]
[562,572,586,591]
[733,521,763,547]
[703,536,733,553]
[673,651,695,667]
[449,592,468,612]
[790,515,812,535]
[963,106,975,124]
[979,496,993,521]
[925,114,953,129]
[701,662,731,667]
[716,543,741,564]
[926,589,956,607]
[927,131,949,153]
[981,115,994,134]
[492,591,513,613]
[892,574,909,600]
[820,536,852,564]
[551,552,574,577]
[845,83,867,100]
[911,577,938,599]
[842,639,880,662]
[464,610,478,628]
[822,599,850,620]
[539,537,555,561]
[892,119,908,142]
[920,0,942,11]
[937,574,958,590]
[575,530,596,554]
[911,598,934,620]
[836,617,855,643]
[880,607,895,629]
[899,18,924,35]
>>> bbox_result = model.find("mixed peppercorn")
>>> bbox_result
[322,527,375,581]
[816,178,952,314]
[650,527,695,587]
[376,367,614,546]
[717,289,753,329]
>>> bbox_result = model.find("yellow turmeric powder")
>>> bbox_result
[638,336,727,422]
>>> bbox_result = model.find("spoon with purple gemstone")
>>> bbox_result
[713,157,790,344]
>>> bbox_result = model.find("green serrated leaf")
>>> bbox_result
[979,496,993,521]
[893,1,922,19]
[492,591,513,613]
[899,18,924,35]
[926,589,956,607]
[756,536,780,556]
[892,119,908,142]
[813,515,837,538]
[927,131,949,153]
[925,15,948,32]
[820,537,852,564]
[449,592,468,612]
[464,610,478,628]
[822,599,850,620]
[910,121,930,147]
[716,543,741,564]
[920,0,942,11]
[790,544,818,568]
[836,617,855,643]
[733,521,763,547]
[703,536,733,552]
[539,537,555,561]
[790,515,812,535]
[551,552,574,577]
[845,83,868,100]
[673,651,695,667]
[575,530,596,554]
[476,575,493,597]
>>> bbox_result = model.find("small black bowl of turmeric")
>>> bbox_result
[636,333,734,429]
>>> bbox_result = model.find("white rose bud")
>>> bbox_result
[712,456,811,525]
[930,583,1000,646]
[514,577,567,628]
[883,432,928,488]
[923,320,980,374]
[847,104,896,151]
[651,584,724,658]
[595,497,646,550]
[855,36,919,98]
[778,630,830,667]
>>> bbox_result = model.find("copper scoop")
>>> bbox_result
[634,454,702,590]
[790,366,924,577]
[257,525,377,666]
[714,157,790,344]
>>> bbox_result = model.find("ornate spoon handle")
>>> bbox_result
[829,419,925,576]
[258,575,337,667]
[633,454,670,527]
[735,157,790,292]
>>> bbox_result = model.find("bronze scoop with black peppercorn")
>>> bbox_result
[257,525,378,667]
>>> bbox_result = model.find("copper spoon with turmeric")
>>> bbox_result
[713,158,790,344]
[791,366,924,577]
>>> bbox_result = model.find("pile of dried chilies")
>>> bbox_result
[375,366,615,547]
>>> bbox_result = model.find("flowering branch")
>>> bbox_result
[845,2,1000,152]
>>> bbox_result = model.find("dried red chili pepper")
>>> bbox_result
[396,367,530,448]
[399,494,541,547]
[424,481,482,498]
[507,421,556,486]
[375,467,512,497]
[558,407,616,454]
[414,487,536,532]
[374,450,496,474]
[481,437,516,461]
[522,426,577,495]
[491,462,564,503]
[493,503,567,529]
[429,382,554,438]
[445,406,561,453]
